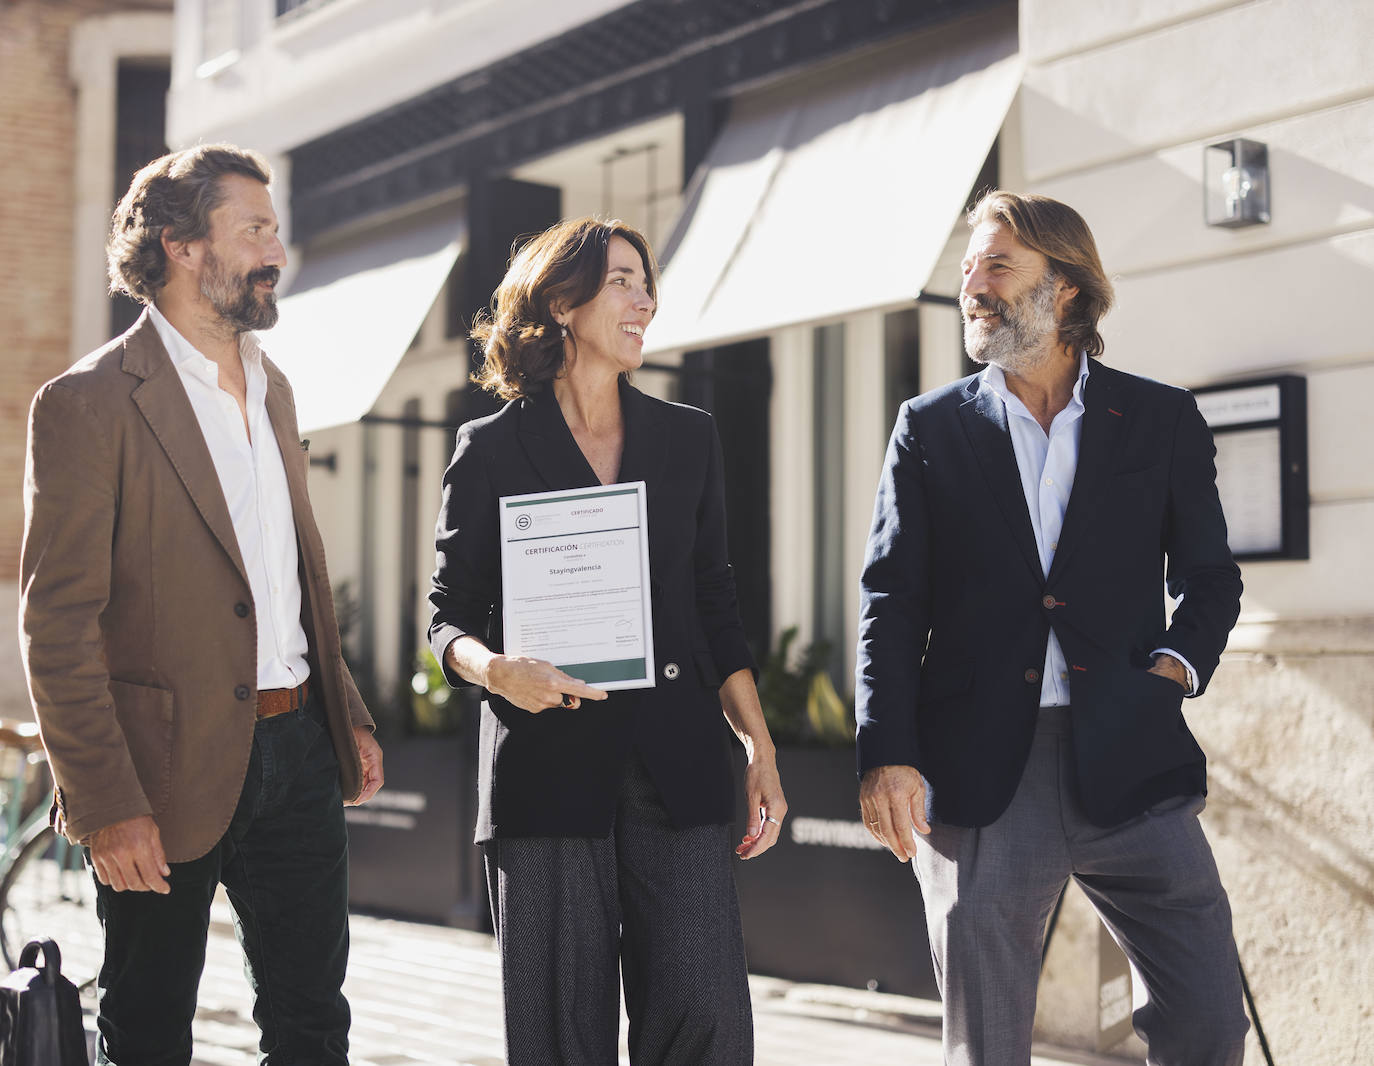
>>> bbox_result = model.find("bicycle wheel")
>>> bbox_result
[0,827,104,987]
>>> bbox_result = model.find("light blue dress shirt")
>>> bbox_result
[982,355,1196,706]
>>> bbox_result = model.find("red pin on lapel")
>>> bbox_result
[1108,408,1124,417]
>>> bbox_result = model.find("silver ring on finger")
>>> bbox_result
[765,816,781,826]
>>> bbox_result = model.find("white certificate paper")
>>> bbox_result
[498,481,655,691]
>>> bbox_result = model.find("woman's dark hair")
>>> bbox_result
[967,190,1115,358]
[471,217,658,400]
[107,144,273,304]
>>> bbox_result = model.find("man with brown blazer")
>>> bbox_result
[19,144,383,1065]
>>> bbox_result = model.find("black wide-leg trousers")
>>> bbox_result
[484,757,753,1066]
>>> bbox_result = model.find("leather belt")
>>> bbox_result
[256,679,310,719]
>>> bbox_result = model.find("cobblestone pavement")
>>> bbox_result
[14,871,1126,1065]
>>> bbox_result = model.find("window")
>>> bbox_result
[276,0,341,18]
[678,342,773,660]
[109,61,170,339]
[882,307,920,439]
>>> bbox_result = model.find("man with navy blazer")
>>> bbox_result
[856,191,1249,1064]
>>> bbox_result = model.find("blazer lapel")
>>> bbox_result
[125,314,249,583]
[517,388,600,491]
[1047,365,1125,582]
[517,378,668,492]
[958,377,1043,581]
[614,378,668,488]
[263,362,315,552]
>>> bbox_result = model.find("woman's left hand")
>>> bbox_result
[735,751,787,859]
[717,667,786,858]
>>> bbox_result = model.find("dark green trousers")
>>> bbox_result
[92,692,350,1066]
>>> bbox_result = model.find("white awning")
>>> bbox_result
[262,203,465,433]
[643,27,1022,354]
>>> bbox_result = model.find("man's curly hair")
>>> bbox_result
[107,144,272,304]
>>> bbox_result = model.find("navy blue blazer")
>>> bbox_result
[429,379,755,841]
[855,362,1242,828]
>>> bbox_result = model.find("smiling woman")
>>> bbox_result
[431,216,786,1064]
[470,217,658,401]
[558,234,654,377]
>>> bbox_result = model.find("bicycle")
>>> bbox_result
[0,720,102,989]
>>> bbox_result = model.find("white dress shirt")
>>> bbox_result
[983,354,1195,705]
[149,305,310,691]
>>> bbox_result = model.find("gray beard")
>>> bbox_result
[964,272,1060,375]
[201,252,279,333]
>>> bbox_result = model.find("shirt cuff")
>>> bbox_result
[1151,647,1198,696]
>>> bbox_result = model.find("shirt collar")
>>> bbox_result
[147,302,265,376]
[982,351,1091,419]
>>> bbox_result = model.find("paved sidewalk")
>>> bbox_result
[49,889,1131,1065]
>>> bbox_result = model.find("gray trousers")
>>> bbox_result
[914,707,1249,1066]
[483,757,753,1066]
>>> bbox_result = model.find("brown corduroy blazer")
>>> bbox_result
[19,310,372,863]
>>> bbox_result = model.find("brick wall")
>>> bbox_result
[0,0,169,577]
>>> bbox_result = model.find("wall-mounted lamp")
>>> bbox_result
[1204,138,1270,228]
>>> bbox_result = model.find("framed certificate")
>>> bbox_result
[498,481,656,690]
[1193,374,1308,561]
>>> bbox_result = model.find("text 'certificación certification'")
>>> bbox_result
[498,481,655,691]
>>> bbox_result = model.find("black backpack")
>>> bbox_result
[0,939,86,1066]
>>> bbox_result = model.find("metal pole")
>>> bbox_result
[1239,957,1276,1066]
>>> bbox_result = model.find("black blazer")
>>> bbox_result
[855,362,1242,828]
[429,379,754,841]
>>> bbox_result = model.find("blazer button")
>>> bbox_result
[234,602,250,618]
[663,662,680,680]
[1041,594,1057,610]
[234,685,252,700]
[1024,668,1040,684]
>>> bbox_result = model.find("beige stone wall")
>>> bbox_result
[1020,1,1374,1059]
[1035,627,1374,1062]
[1196,621,1374,1064]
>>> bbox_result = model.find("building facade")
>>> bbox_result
[11,0,1368,1057]
[162,0,1019,721]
